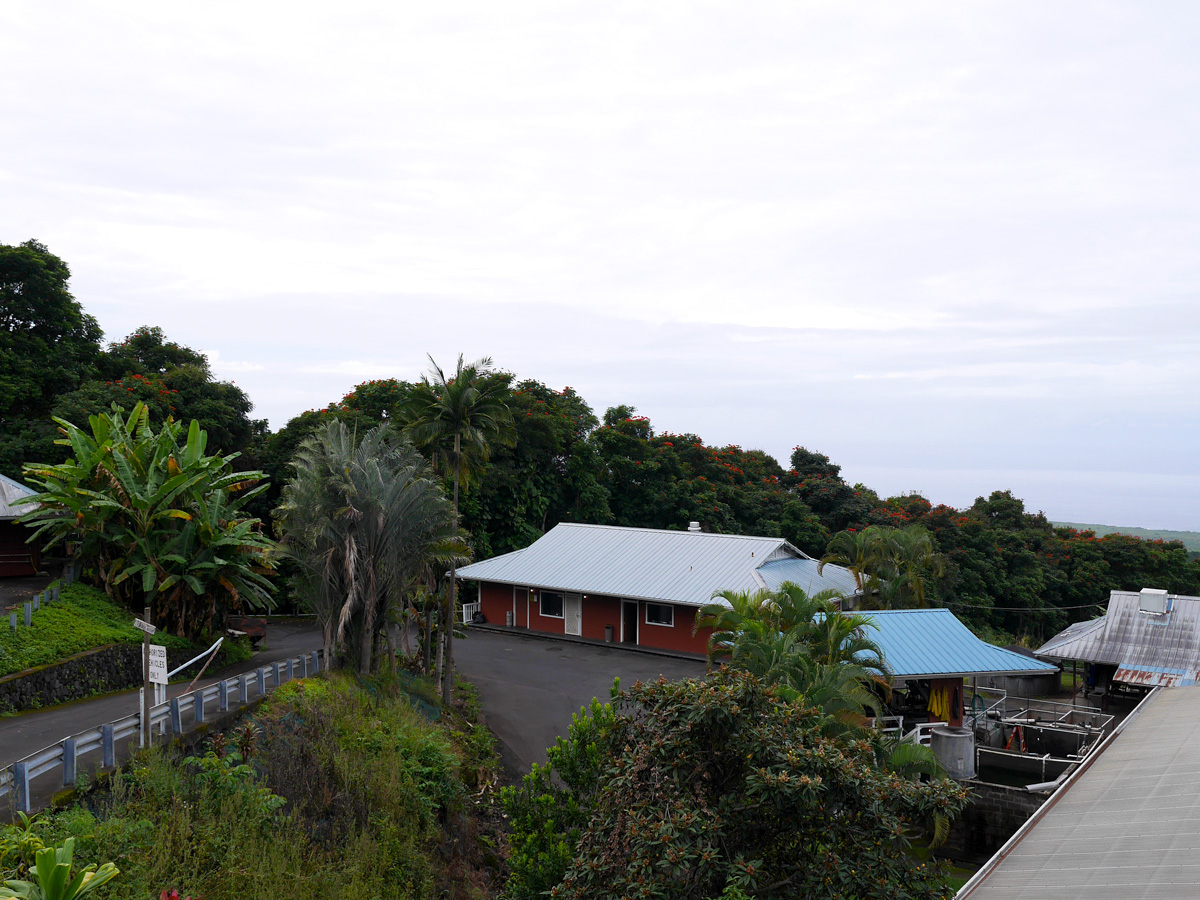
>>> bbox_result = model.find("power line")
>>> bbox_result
[944,600,1106,612]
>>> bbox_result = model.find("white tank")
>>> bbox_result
[930,725,976,780]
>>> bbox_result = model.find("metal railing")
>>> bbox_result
[902,720,948,747]
[0,649,323,814]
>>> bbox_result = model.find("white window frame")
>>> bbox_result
[539,590,565,619]
[644,602,674,627]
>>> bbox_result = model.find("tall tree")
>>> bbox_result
[275,419,460,674]
[0,240,103,480]
[400,355,515,700]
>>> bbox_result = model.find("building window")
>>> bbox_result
[645,603,674,627]
[540,591,564,618]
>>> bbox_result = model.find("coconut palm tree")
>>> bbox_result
[276,420,463,675]
[401,355,515,701]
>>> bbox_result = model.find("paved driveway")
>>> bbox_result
[454,630,706,778]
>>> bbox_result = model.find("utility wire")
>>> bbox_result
[944,600,1106,612]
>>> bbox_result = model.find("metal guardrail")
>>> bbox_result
[0,649,323,814]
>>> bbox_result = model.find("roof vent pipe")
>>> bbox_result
[688,521,701,533]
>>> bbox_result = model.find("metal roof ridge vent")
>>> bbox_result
[687,521,701,532]
[1139,587,1169,616]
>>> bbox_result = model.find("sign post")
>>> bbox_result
[135,610,156,747]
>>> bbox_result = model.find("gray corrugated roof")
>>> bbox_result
[1036,591,1200,687]
[866,609,1059,680]
[961,686,1200,900]
[455,523,852,608]
[756,557,860,597]
[0,475,36,521]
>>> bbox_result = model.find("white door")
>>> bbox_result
[564,593,583,636]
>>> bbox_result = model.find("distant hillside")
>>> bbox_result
[1053,522,1200,554]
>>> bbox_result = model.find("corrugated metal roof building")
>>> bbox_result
[0,475,40,577]
[456,522,858,654]
[958,685,1200,900]
[1036,589,1200,689]
[865,609,1058,680]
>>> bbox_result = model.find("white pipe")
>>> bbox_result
[167,637,223,678]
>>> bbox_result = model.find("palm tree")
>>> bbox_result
[877,524,946,608]
[276,420,463,675]
[401,355,515,701]
[693,587,776,667]
[819,526,887,600]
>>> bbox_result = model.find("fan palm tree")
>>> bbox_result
[276,420,463,675]
[401,355,515,701]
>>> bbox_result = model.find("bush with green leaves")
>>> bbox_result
[0,838,118,900]
[21,403,276,638]
[503,670,968,900]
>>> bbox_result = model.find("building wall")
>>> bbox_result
[937,781,1047,866]
[473,581,709,655]
[580,594,622,641]
[636,601,710,655]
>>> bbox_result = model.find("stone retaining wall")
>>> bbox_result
[0,644,202,713]
[938,780,1048,865]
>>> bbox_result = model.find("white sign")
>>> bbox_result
[133,618,156,635]
[147,644,168,685]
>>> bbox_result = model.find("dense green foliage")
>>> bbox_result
[502,670,968,900]
[21,405,275,637]
[1054,521,1200,555]
[275,420,459,674]
[0,241,104,480]
[16,672,498,899]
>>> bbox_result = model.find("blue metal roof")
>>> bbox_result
[862,608,1059,680]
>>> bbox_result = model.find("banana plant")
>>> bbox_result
[0,838,118,900]
[20,402,276,637]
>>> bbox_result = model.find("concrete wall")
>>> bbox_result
[938,781,1048,866]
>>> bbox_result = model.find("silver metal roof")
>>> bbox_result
[960,686,1200,900]
[1036,591,1200,687]
[455,522,854,608]
[0,475,36,522]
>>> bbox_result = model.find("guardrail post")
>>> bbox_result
[218,680,228,713]
[169,698,182,735]
[239,673,249,703]
[312,650,320,672]
[256,668,266,697]
[8,612,15,631]
[12,762,30,813]
[32,594,40,611]
[301,654,309,678]
[62,738,77,786]
[23,602,31,627]
[287,658,296,681]
[52,585,59,602]
[101,724,115,768]
[194,691,204,724]
[272,662,281,687]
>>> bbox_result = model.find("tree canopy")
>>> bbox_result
[20,404,276,637]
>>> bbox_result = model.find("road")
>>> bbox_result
[454,629,706,778]
[0,620,322,769]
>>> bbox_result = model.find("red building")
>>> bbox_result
[0,475,40,577]
[456,522,858,655]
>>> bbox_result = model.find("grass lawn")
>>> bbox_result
[0,582,248,680]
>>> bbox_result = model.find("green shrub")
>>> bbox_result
[25,671,490,900]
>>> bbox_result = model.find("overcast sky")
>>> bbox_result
[4,2,1199,530]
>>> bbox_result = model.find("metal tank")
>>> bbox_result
[930,725,977,780]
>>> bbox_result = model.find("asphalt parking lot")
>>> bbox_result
[453,629,706,778]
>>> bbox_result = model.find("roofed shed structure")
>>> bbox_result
[1036,589,1200,691]
[455,522,858,655]
[0,474,39,577]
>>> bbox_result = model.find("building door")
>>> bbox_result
[622,601,638,644]
[564,593,583,636]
